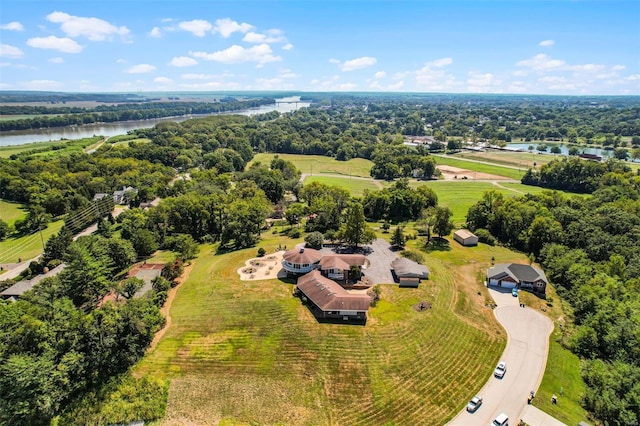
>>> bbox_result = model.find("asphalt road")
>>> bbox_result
[448,287,554,426]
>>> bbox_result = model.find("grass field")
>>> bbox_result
[250,153,374,177]
[0,136,103,158]
[432,155,526,180]
[132,232,537,425]
[0,220,64,264]
[0,200,27,226]
[454,151,557,169]
[0,114,61,121]
[302,175,381,197]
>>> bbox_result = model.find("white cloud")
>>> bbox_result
[0,44,24,58]
[116,58,127,64]
[414,58,459,91]
[516,53,565,71]
[46,11,129,41]
[149,27,162,38]
[20,79,64,90]
[154,76,173,84]
[243,29,286,44]
[180,81,242,90]
[178,19,213,37]
[539,39,555,47]
[282,43,293,51]
[0,22,24,31]
[570,63,605,73]
[169,56,198,67]
[387,81,404,91]
[393,71,410,80]
[125,63,156,74]
[49,57,64,63]
[279,69,298,79]
[213,18,254,38]
[374,71,386,79]
[427,57,453,67]
[255,77,294,90]
[328,58,340,64]
[467,71,502,93]
[512,69,528,77]
[0,82,12,89]
[27,36,83,53]
[340,56,377,72]
[191,43,281,66]
[612,65,626,71]
[626,74,640,81]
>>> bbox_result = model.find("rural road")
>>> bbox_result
[448,287,554,426]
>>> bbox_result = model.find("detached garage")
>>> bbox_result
[454,229,478,246]
[392,258,429,287]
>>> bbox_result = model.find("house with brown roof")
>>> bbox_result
[282,247,369,281]
[295,270,371,321]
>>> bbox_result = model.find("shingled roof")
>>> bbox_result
[319,254,368,271]
[282,247,323,265]
[391,257,429,279]
[296,270,371,312]
[487,263,547,283]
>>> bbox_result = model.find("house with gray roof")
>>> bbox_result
[391,257,429,287]
[487,263,548,294]
[1,263,66,301]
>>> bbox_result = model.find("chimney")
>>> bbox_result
[299,248,304,253]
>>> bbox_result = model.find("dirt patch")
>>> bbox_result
[437,164,511,181]
[412,301,432,312]
[237,251,286,280]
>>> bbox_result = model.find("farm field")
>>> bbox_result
[0,219,64,264]
[250,153,374,177]
[302,175,382,197]
[0,136,102,158]
[0,114,62,121]
[133,233,532,425]
[432,155,526,180]
[454,150,557,169]
[0,199,26,226]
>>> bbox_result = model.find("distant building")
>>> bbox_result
[92,193,109,201]
[1,264,66,301]
[578,153,602,161]
[113,186,138,204]
[454,229,479,246]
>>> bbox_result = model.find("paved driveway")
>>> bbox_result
[362,238,398,284]
[448,287,554,426]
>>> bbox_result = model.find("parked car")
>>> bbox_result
[491,413,509,426]
[466,395,483,412]
[512,288,518,297]
[494,361,507,378]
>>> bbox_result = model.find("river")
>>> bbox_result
[0,96,309,147]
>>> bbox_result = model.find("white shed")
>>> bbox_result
[454,229,478,246]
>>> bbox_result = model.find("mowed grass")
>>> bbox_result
[432,154,526,180]
[0,220,64,264]
[533,330,588,425]
[250,153,374,177]
[302,175,381,197]
[455,151,557,169]
[134,234,513,425]
[0,136,103,158]
[0,199,27,226]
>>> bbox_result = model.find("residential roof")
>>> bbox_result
[391,257,429,279]
[1,263,66,298]
[487,263,548,283]
[297,270,371,312]
[454,229,477,240]
[283,247,323,265]
[319,254,368,271]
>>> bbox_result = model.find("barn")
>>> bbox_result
[454,229,478,246]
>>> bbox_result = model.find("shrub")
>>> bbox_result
[402,250,425,264]
[289,229,301,239]
[257,247,266,257]
[474,228,496,246]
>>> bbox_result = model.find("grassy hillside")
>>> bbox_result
[0,220,64,264]
[0,199,26,226]
[250,153,374,177]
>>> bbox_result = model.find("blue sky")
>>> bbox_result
[1,0,639,95]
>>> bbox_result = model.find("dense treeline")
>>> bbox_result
[0,232,166,425]
[0,91,148,103]
[522,157,632,192]
[466,172,640,425]
[0,98,274,131]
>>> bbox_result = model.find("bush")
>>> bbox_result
[289,229,301,239]
[402,250,425,264]
[474,228,496,246]
[304,231,324,249]
[257,247,266,257]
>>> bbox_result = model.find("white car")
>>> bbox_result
[494,361,507,378]
[491,413,509,426]
[466,395,483,412]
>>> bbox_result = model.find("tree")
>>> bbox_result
[550,146,562,154]
[0,218,9,241]
[338,202,376,248]
[130,228,159,257]
[165,234,199,260]
[43,227,73,265]
[614,148,629,160]
[390,226,406,248]
[285,203,306,228]
[432,206,454,238]
[118,277,145,299]
[304,231,324,249]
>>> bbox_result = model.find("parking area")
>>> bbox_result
[362,238,399,284]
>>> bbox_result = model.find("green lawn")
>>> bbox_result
[432,155,526,180]
[0,136,103,159]
[302,175,381,197]
[533,329,588,425]
[250,153,374,177]
[0,220,64,264]
[0,199,27,226]
[133,233,512,425]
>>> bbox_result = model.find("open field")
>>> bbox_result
[302,175,381,197]
[455,151,557,169]
[0,136,102,158]
[0,114,63,121]
[432,155,527,180]
[250,153,374,177]
[0,199,27,226]
[0,220,64,264]
[132,231,540,425]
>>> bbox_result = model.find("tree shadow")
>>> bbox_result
[423,237,451,252]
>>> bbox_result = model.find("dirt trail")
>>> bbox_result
[147,261,195,352]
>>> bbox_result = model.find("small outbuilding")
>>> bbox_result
[454,229,478,246]
[391,257,429,287]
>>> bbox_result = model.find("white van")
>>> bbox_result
[490,413,509,426]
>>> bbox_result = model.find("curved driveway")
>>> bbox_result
[448,287,554,425]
